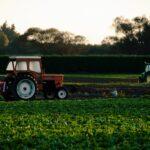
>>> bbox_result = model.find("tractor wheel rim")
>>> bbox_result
[58,90,67,99]
[17,79,35,99]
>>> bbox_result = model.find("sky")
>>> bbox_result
[0,0,150,44]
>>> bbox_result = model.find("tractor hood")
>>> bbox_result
[42,74,64,87]
[43,73,63,80]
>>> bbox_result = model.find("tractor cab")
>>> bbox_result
[6,56,42,74]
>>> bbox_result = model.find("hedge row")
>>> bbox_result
[0,56,9,74]
[0,55,150,74]
[42,55,150,74]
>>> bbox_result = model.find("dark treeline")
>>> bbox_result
[0,16,150,55]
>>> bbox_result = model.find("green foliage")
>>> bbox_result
[0,98,149,149]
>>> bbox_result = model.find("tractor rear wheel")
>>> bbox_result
[13,75,37,100]
[56,87,68,99]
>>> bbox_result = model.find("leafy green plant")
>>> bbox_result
[0,98,149,149]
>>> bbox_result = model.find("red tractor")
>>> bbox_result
[0,56,68,100]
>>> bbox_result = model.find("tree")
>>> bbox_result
[101,36,119,45]
[0,21,19,43]
[23,27,87,45]
[73,35,87,45]
[16,27,88,54]
[113,17,134,37]
[103,16,150,54]
[0,32,9,48]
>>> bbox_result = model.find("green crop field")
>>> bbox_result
[65,74,139,79]
[0,98,149,149]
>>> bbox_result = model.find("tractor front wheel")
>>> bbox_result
[56,87,68,99]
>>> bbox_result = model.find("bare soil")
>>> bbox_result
[65,84,150,99]
[64,77,150,98]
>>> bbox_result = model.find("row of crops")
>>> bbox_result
[0,98,149,149]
